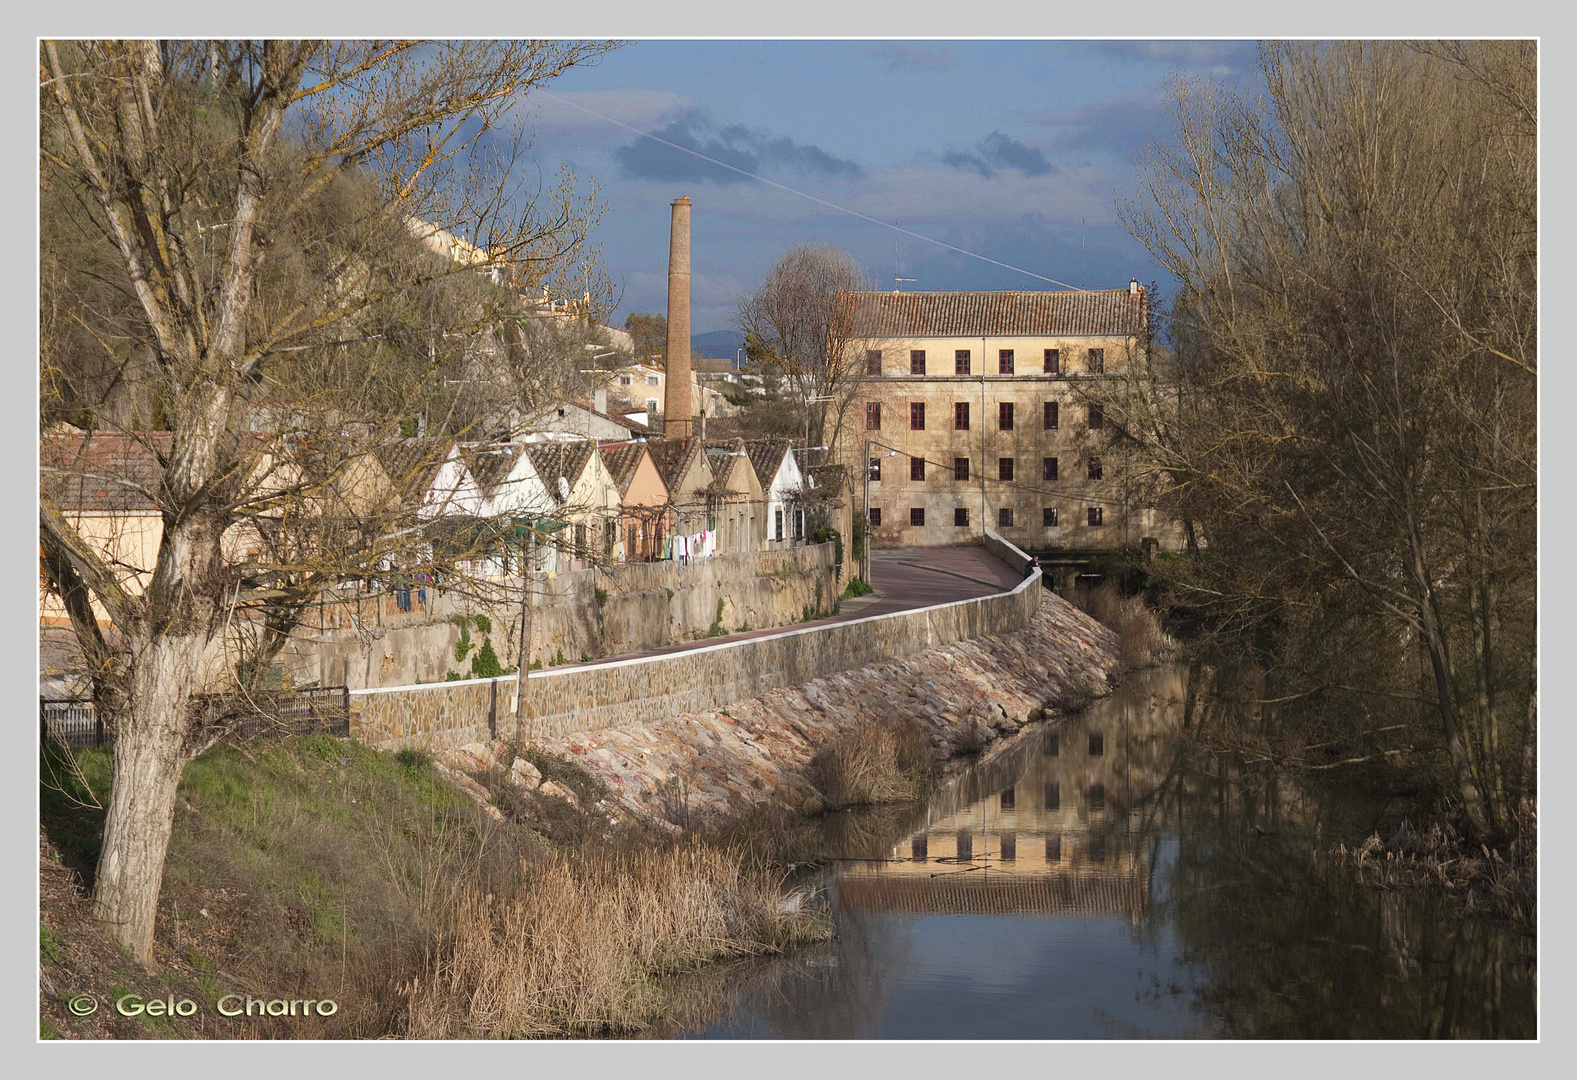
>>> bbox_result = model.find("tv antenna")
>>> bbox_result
[894,276,917,293]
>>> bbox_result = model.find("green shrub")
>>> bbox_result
[473,614,492,635]
[840,577,874,599]
[452,617,473,662]
[470,638,503,678]
[594,587,609,606]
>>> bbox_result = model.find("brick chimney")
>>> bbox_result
[664,196,694,440]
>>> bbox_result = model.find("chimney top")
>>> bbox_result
[672,195,691,206]
[1129,278,1140,295]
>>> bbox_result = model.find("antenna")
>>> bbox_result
[894,276,916,294]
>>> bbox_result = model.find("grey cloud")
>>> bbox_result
[1030,86,1180,160]
[1089,40,1256,69]
[863,43,959,72]
[942,131,1054,179]
[614,110,863,185]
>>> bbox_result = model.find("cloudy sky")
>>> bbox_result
[512,40,1262,342]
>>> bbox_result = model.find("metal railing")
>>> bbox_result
[40,686,351,751]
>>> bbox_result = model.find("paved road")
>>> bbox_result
[554,545,1027,669]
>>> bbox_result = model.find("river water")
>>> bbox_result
[680,666,1536,1039]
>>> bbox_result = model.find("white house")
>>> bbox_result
[745,439,807,548]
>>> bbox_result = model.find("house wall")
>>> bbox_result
[846,332,1188,554]
[350,533,1041,750]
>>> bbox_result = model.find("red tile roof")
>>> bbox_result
[40,432,171,512]
[842,288,1145,338]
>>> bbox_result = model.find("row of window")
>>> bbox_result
[866,401,1103,431]
[869,506,1105,528]
[909,829,1110,864]
[876,456,1102,482]
[867,347,1106,377]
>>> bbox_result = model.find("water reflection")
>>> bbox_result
[681,666,1535,1040]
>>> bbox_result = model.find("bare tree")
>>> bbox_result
[38,38,620,964]
[1112,41,1535,843]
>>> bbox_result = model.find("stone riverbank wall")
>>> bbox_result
[351,532,1043,752]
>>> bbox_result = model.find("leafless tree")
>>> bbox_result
[38,38,621,965]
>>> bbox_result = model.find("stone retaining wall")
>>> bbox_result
[352,533,1039,751]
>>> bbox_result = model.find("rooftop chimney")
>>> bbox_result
[1129,278,1140,295]
[664,196,694,440]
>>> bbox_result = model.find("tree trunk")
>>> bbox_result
[514,534,532,743]
[90,630,206,966]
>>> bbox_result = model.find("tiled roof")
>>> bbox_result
[598,442,646,495]
[371,438,458,504]
[842,288,1145,339]
[523,441,597,502]
[646,438,705,491]
[40,432,172,511]
[744,439,791,491]
[702,439,749,488]
[460,443,523,498]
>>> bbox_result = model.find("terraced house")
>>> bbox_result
[842,284,1184,558]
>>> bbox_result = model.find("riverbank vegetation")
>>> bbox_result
[39,736,828,1039]
[806,719,933,810]
[1103,42,1535,857]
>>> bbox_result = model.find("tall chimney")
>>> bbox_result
[664,196,694,440]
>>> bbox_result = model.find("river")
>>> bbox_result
[678,665,1536,1039]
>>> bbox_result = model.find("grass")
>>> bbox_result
[840,577,874,599]
[706,597,726,637]
[1065,583,1172,670]
[806,719,933,809]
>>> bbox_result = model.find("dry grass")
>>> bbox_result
[806,720,932,809]
[1066,583,1172,670]
[404,841,829,1037]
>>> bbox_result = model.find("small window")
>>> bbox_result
[1088,404,1103,430]
[911,834,928,862]
[998,349,1015,375]
[953,457,970,481]
[1044,348,1060,374]
[1088,783,1106,811]
[998,507,1014,527]
[646,398,659,412]
[1088,506,1104,527]
[1044,507,1060,528]
[955,829,973,861]
[910,350,927,376]
[954,507,970,527]
[868,457,881,481]
[954,349,971,375]
[1088,732,1105,756]
[1088,348,1105,374]
[1000,787,1016,811]
[866,402,881,430]
[1088,457,1103,480]
[866,349,882,376]
[1043,457,1058,481]
[1088,834,1107,864]
[1046,834,1062,863]
[1000,831,1017,862]
[619,374,633,386]
[775,509,784,540]
[910,507,926,527]
[910,402,925,430]
[1044,781,1060,811]
[910,456,925,482]
[1043,731,1059,756]
[869,507,882,526]
[795,509,804,539]
[999,402,1014,430]
[647,374,661,385]
[998,457,1014,481]
[954,402,970,430]
[1043,401,1059,430]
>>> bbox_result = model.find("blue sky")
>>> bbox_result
[511,40,1262,340]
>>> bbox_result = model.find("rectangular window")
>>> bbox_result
[1044,348,1060,374]
[911,834,928,862]
[1088,404,1104,430]
[1000,787,1016,811]
[865,401,881,430]
[869,507,882,527]
[1043,401,1059,430]
[954,349,971,375]
[1089,834,1107,864]
[998,349,1015,374]
[999,402,1014,430]
[910,402,925,430]
[1000,832,1016,862]
[868,457,881,482]
[619,374,633,386]
[1042,457,1058,481]
[910,350,927,375]
[775,510,783,541]
[910,456,925,482]
[998,457,1014,481]
[1043,731,1059,756]
[1088,347,1105,374]
[1046,834,1062,863]
[953,457,970,481]
[909,507,926,527]
[1088,783,1106,811]
[954,402,970,430]
[956,830,973,861]
[998,507,1014,527]
[1044,781,1060,811]
[866,349,882,376]
[1088,732,1105,756]
[1088,457,1103,480]
[954,507,970,528]
[1044,507,1061,529]
[795,509,804,539]
[1088,506,1104,527]
[646,398,660,413]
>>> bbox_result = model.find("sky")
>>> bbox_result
[509,40,1263,344]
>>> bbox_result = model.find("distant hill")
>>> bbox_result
[691,330,743,359]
